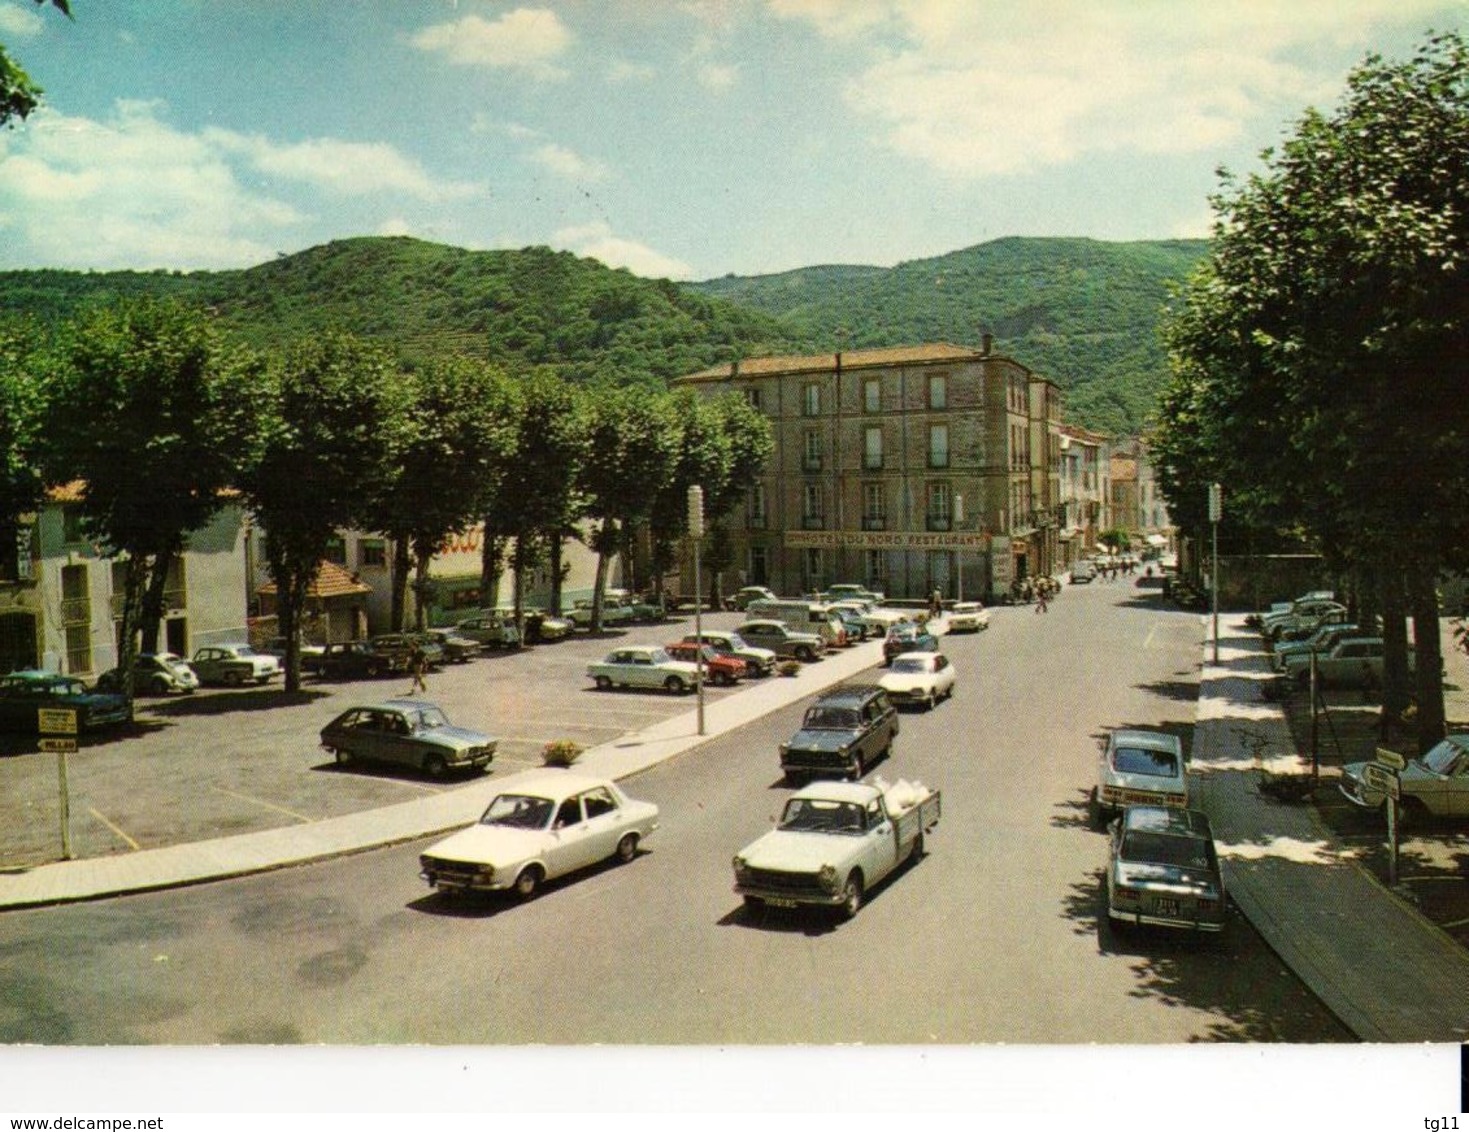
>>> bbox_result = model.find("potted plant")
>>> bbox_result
[777,659,802,677]
[542,739,584,768]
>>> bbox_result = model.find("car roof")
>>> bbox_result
[490,769,615,802]
[1109,728,1183,753]
[815,683,887,706]
[790,780,881,804]
[1121,805,1213,837]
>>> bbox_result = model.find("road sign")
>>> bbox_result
[1363,762,1400,800]
[38,738,77,754]
[37,708,77,735]
[1374,747,1406,770]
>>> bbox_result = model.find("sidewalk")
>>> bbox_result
[4,611,1468,1042]
[1194,613,1469,1042]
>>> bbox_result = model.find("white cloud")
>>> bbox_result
[608,59,657,83]
[530,142,610,183]
[0,3,44,38]
[553,221,693,279]
[410,8,571,79]
[772,0,1458,178]
[204,130,481,201]
[696,61,739,90]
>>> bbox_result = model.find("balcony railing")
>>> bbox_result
[60,597,91,625]
[928,453,950,469]
[802,454,823,472]
[863,455,885,471]
[926,516,952,532]
[861,516,886,531]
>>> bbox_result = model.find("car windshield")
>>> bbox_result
[802,706,861,729]
[1419,740,1467,775]
[648,648,673,664]
[405,705,449,729]
[481,794,555,830]
[1111,745,1181,777]
[1121,832,1211,870]
[890,656,930,674]
[724,634,748,650]
[779,798,866,834]
[234,647,260,658]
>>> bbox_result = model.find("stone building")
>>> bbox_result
[674,338,1066,601]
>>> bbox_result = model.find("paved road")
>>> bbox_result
[0,582,1349,1043]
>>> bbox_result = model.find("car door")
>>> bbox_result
[576,786,626,863]
[628,653,659,687]
[545,795,598,876]
[372,709,422,769]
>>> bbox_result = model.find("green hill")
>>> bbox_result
[688,237,1210,436]
[0,234,1208,433]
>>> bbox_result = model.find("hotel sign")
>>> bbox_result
[784,530,990,551]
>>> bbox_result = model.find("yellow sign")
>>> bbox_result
[784,530,989,551]
[1374,747,1406,771]
[39,738,78,753]
[37,708,78,735]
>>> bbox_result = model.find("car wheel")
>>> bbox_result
[664,675,687,693]
[513,865,544,900]
[594,675,612,691]
[227,670,246,687]
[422,753,448,780]
[332,747,353,767]
[150,676,170,695]
[614,833,639,864]
[926,691,936,711]
[1088,786,1104,830]
[910,832,926,863]
[742,895,765,912]
[848,752,865,781]
[839,873,863,920]
[796,646,814,662]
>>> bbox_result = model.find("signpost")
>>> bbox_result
[1372,748,1403,886]
[39,707,78,861]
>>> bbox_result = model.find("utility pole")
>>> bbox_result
[688,485,705,736]
[954,494,964,602]
[1209,482,1222,664]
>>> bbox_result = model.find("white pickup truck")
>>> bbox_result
[731,778,940,919]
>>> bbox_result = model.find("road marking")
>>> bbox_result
[210,785,314,823]
[88,807,141,850]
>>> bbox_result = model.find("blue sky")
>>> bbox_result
[0,0,1463,279]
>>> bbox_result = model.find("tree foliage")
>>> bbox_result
[1153,32,1469,749]
[0,1,69,129]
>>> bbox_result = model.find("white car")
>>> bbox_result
[1091,728,1188,827]
[860,607,914,634]
[587,645,700,693]
[1339,734,1469,823]
[947,601,990,632]
[419,772,660,899]
[189,644,283,686]
[567,597,636,628]
[878,652,957,710]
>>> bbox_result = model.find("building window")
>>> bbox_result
[324,536,347,566]
[749,483,767,528]
[360,539,387,568]
[864,550,885,588]
[928,423,949,468]
[802,484,823,527]
[803,429,822,472]
[749,545,769,586]
[803,382,821,417]
[863,378,881,414]
[864,426,883,470]
[926,482,951,531]
[862,483,885,530]
[62,507,87,546]
[804,548,823,588]
[929,373,948,410]
[746,387,762,411]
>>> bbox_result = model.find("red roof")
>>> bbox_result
[257,560,371,599]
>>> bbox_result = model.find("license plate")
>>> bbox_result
[1153,898,1180,917]
[767,898,799,909]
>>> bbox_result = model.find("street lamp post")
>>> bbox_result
[954,494,964,602]
[688,485,705,736]
[1209,482,1222,665]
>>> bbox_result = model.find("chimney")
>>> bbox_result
[981,333,993,357]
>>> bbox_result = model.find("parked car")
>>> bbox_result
[1338,733,1469,823]
[825,583,885,605]
[587,645,700,693]
[779,684,899,783]
[662,640,748,685]
[1271,623,1363,671]
[422,629,481,664]
[828,605,869,643]
[189,644,283,687]
[319,699,497,778]
[0,670,132,732]
[730,585,778,611]
[1105,805,1227,934]
[681,629,776,677]
[732,778,938,919]
[882,624,939,665]
[878,652,957,710]
[454,612,520,650]
[736,619,826,662]
[311,641,399,680]
[567,597,635,629]
[372,633,444,670]
[1262,599,1347,641]
[1069,564,1097,584]
[1247,589,1335,628]
[606,589,666,622]
[861,607,914,634]
[1091,728,1188,828]
[419,771,660,899]
[1286,636,1403,687]
[1272,608,1351,646]
[502,607,572,644]
[98,653,199,697]
[946,601,990,632]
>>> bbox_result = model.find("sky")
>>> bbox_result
[0,0,1464,282]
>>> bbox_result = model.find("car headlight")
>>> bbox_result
[818,864,839,893]
[732,855,749,882]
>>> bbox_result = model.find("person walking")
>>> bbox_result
[1035,583,1049,614]
[408,641,428,695]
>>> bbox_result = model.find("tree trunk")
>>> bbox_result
[114,554,149,711]
[1408,563,1446,754]
[479,529,505,611]
[1376,563,1411,740]
[390,538,411,631]
[548,530,565,615]
[138,550,174,655]
[590,520,618,632]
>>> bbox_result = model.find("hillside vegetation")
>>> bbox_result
[0,234,1208,434]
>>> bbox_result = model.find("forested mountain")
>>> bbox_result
[689,237,1210,436]
[0,234,1208,434]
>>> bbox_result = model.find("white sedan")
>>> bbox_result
[419,772,660,899]
[877,651,957,710]
[587,645,700,693]
[946,601,990,632]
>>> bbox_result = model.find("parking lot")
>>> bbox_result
[0,610,766,869]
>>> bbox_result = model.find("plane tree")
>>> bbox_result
[236,333,415,692]
[1154,32,1469,749]
[0,324,46,585]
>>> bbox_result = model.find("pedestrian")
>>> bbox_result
[929,588,943,618]
[1035,585,1049,614]
[408,642,428,695]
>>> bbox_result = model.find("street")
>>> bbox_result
[0,582,1349,1043]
